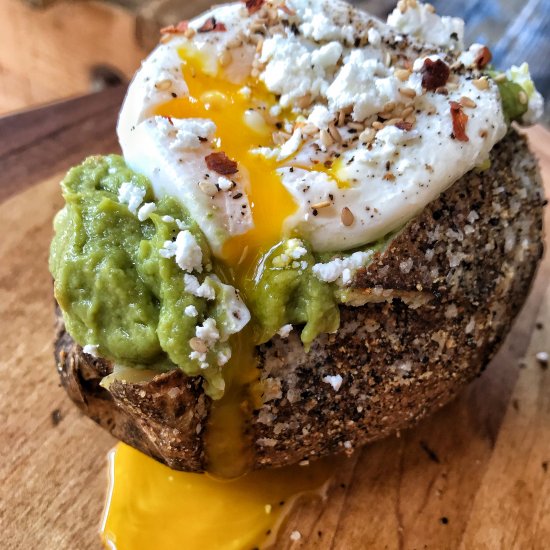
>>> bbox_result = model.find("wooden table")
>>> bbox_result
[0,89,549,549]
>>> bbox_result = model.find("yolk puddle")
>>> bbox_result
[154,48,297,285]
[101,443,338,550]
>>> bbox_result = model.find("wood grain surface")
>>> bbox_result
[0,95,548,550]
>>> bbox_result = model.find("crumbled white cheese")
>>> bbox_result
[273,239,308,268]
[160,230,203,273]
[118,181,146,214]
[307,104,334,130]
[184,305,198,317]
[457,43,485,68]
[217,350,232,366]
[367,27,382,46]
[137,202,157,221]
[83,344,99,357]
[313,250,373,284]
[296,2,355,43]
[260,34,343,108]
[277,324,293,338]
[323,374,343,391]
[155,117,216,151]
[196,318,220,346]
[217,176,234,191]
[290,530,302,542]
[161,215,174,223]
[326,52,400,121]
[387,2,464,51]
[184,274,216,300]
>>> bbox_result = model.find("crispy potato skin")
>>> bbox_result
[55,131,545,472]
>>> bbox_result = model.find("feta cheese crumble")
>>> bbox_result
[160,230,203,273]
[118,181,146,215]
[277,324,293,338]
[184,305,198,317]
[313,250,374,285]
[196,318,220,346]
[137,202,157,221]
[83,344,99,357]
[323,374,343,391]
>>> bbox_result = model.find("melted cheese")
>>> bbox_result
[101,444,337,550]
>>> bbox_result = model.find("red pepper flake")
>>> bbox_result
[474,46,492,69]
[160,20,189,34]
[198,17,227,33]
[243,0,265,14]
[395,121,413,131]
[449,101,469,142]
[421,58,450,91]
[205,152,239,175]
[166,116,174,126]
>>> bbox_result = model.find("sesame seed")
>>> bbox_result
[359,127,376,143]
[341,207,355,226]
[198,180,218,196]
[295,93,313,110]
[328,123,343,144]
[383,101,396,113]
[473,77,489,91]
[494,73,507,83]
[459,96,477,108]
[189,337,207,353]
[311,200,331,209]
[399,87,416,99]
[395,69,411,81]
[320,129,334,148]
[184,27,196,39]
[337,110,346,127]
[155,79,172,91]
[348,122,365,131]
[372,121,384,130]
[401,106,415,118]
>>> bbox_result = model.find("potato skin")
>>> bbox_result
[55,131,545,472]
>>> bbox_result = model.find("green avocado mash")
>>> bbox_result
[245,240,340,348]
[50,155,244,398]
[49,155,410,397]
[493,76,528,124]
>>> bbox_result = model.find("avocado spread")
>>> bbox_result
[50,155,369,398]
[50,155,251,398]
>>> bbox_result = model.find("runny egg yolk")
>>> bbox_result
[154,48,297,283]
[101,443,338,550]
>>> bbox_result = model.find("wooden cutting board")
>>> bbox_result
[0,88,549,550]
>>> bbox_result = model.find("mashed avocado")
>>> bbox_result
[245,240,340,348]
[494,76,528,124]
[51,156,393,396]
[50,155,246,398]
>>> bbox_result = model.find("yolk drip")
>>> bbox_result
[154,48,302,478]
[154,48,297,284]
[101,443,338,550]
